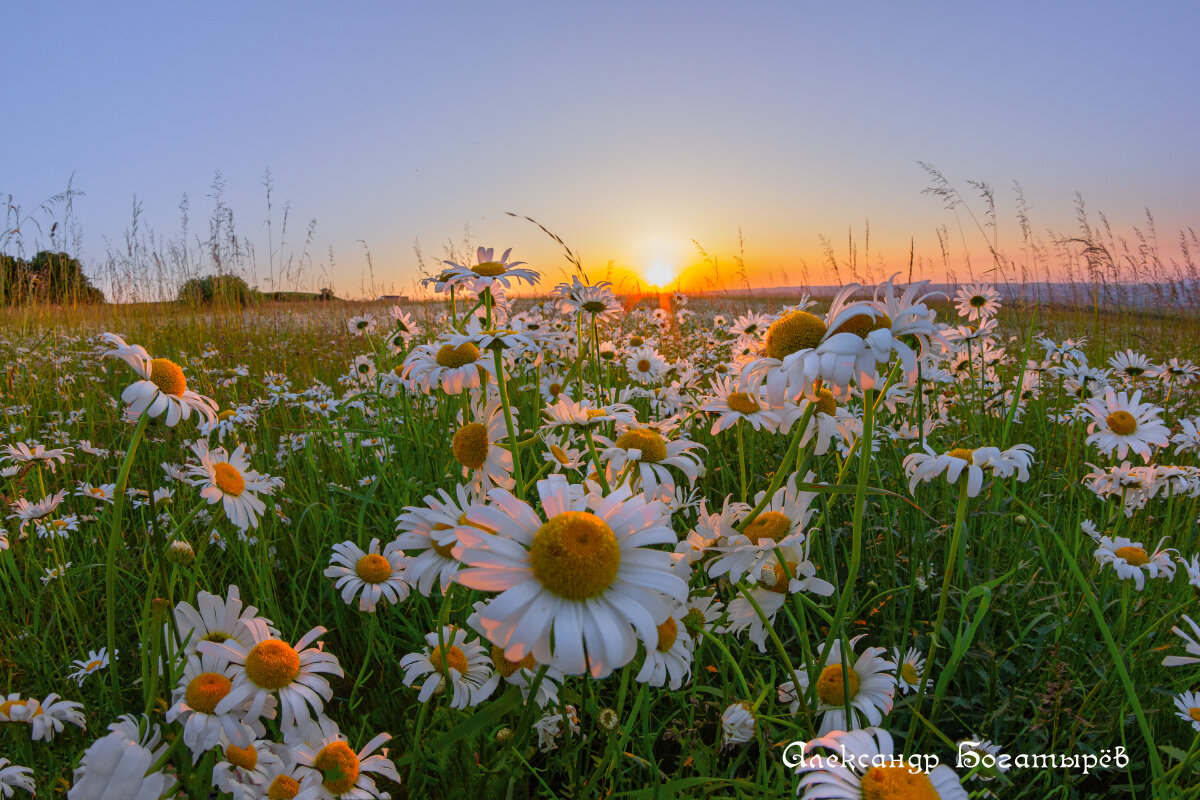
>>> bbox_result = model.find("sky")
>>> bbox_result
[5,1,1198,299]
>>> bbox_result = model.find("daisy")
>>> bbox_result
[347,313,378,336]
[1081,388,1169,462]
[290,715,399,800]
[393,483,489,595]
[196,619,343,731]
[1173,691,1200,732]
[596,424,706,499]
[1171,417,1200,456]
[77,440,111,458]
[541,431,583,473]
[956,737,1009,781]
[69,647,114,685]
[625,345,669,385]
[534,704,581,752]
[0,759,35,797]
[1152,357,1199,387]
[3,441,72,472]
[539,372,572,405]
[1093,535,1176,591]
[10,489,68,528]
[40,562,70,585]
[902,445,1008,498]
[450,400,515,492]
[100,332,217,426]
[542,397,638,430]
[210,739,286,800]
[795,727,967,799]
[185,440,276,531]
[438,246,540,294]
[1179,554,1200,589]
[892,646,930,695]
[324,538,410,612]
[75,482,116,503]
[706,474,818,583]
[0,693,86,742]
[699,375,781,434]
[387,306,422,345]
[69,717,175,800]
[635,601,694,690]
[729,312,770,340]
[166,651,271,756]
[953,282,1001,321]
[782,635,895,735]
[455,476,689,678]
[1108,349,1154,381]
[399,626,498,709]
[171,584,277,657]
[720,702,756,747]
[1163,615,1200,667]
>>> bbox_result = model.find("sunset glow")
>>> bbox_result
[643,263,676,288]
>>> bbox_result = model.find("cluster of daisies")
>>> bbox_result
[3,244,1199,797]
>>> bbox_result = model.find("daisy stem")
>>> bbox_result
[582,429,610,493]
[735,581,811,737]
[700,628,751,699]
[735,404,815,534]
[906,477,970,750]
[106,410,150,698]
[736,422,748,503]
[492,348,525,498]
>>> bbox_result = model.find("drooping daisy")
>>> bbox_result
[534,704,580,752]
[290,714,399,800]
[75,482,116,503]
[542,397,638,430]
[783,635,895,735]
[0,693,86,742]
[100,332,217,426]
[166,651,271,756]
[953,282,1001,321]
[10,489,68,529]
[1081,388,1170,462]
[69,647,114,685]
[456,476,689,678]
[1093,535,1176,591]
[0,759,35,797]
[635,601,694,690]
[902,444,1029,498]
[399,626,498,709]
[3,441,72,472]
[185,440,276,531]
[197,619,343,730]
[324,538,410,612]
[450,400,515,492]
[1163,615,1200,667]
[541,431,583,473]
[795,727,967,800]
[720,702,756,747]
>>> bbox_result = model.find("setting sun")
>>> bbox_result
[644,263,675,287]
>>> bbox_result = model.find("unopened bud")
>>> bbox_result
[166,540,195,564]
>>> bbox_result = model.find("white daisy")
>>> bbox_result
[1081,388,1169,462]
[185,440,276,531]
[399,626,499,709]
[166,651,271,756]
[782,635,895,735]
[1093,535,1176,591]
[324,538,410,612]
[794,727,967,799]
[953,282,1001,321]
[100,332,217,426]
[290,714,399,800]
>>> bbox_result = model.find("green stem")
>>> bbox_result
[106,411,150,697]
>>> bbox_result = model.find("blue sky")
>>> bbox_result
[5,1,1198,296]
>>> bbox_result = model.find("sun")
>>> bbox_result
[644,263,675,288]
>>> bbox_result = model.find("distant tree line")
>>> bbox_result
[0,251,105,305]
[176,274,339,305]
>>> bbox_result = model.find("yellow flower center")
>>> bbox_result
[815,388,836,416]
[491,643,536,678]
[355,553,392,584]
[0,699,28,718]
[614,428,667,463]
[1190,708,1200,723]
[202,631,229,644]
[727,392,760,414]
[830,311,892,338]
[636,358,652,373]
[586,409,608,420]
[213,462,245,496]
[1107,410,1138,436]
[430,522,457,558]
[429,644,469,676]
[765,311,827,361]
[763,562,795,594]
[859,765,938,800]
[629,336,644,347]
[149,358,187,396]
[243,639,300,690]
[91,487,106,496]
[550,444,571,464]
[452,422,490,470]
[947,448,974,462]
[548,382,563,396]
[436,342,480,368]
[1114,545,1149,566]
[529,511,621,601]
[218,409,236,421]
[225,743,257,770]
[656,616,679,652]
[313,740,361,794]
[900,662,920,685]
[472,261,508,277]
[184,671,233,714]
[816,662,860,706]
[267,775,300,800]
[744,511,792,545]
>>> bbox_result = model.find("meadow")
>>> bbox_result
[1,265,1199,800]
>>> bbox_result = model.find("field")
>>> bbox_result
[1,270,1199,800]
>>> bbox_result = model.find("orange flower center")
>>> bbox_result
[429,644,470,676]
[452,422,489,471]
[859,764,938,800]
[830,311,892,338]
[313,740,360,794]
[225,743,257,770]
[614,428,667,463]
[1114,545,1149,567]
[656,616,678,652]
[765,311,827,360]
[244,639,300,690]
[185,672,232,714]
[267,775,301,799]
[814,388,836,416]
[213,462,245,496]
[530,511,621,601]
[816,662,860,706]
[1106,410,1138,436]
[149,358,187,396]
[355,553,392,584]
[744,511,792,545]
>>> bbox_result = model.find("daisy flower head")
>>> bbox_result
[439,246,540,294]
[534,704,581,752]
[1093,535,1176,591]
[699,374,781,435]
[953,282,1001,321]
[1,693,86,742]
[3,441,71,472]
[196,619,343,731]
[347,313,378,336]
[393,483,489,596]
[542,397,638,430]
[185,440,275,531]
[399,625,498,709]
[210,739,287,800]
[401,337,494,395]
[720,702,756,747]
[596,424,706,500]
[902,443,1032,498]
[892,647,930,695]
[0,759,35,797]
[69,647,114,685]
[1081,388,1169,462]
[1173,691,1200,732]
[541,430,583,473]
[100,332,217,427]
[171,584,277,658]
[166,651,271,757]
[455,476,689,678]
[1108,349,1154,382]
[625,345,669,385]
[539,372,572,405]
[10,489,68,528]
[288,714,398,800]
[450,399,515,492]
[706,473,818,584]
[794,727,967,800]
[634,601,695,690]
[324,538,410,612]
[75,482,116,503]
[69,721,176,800]
[555,278,623,322]
[787,635,896,735]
